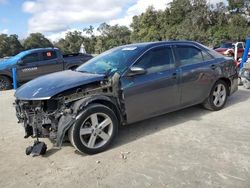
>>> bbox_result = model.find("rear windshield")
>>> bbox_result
[220,43,233,48]
[199,43,224,58]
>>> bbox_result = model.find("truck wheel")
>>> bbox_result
[203,80,229,111]
[69,104,118,154]
[0,75,12,90]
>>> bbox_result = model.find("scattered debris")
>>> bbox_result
[120,151,130,160]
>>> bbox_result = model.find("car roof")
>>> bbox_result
[120,40,200,49]
[23,47,59,54]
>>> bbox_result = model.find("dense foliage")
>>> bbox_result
[0,34,23,58]
[1,0,250,58]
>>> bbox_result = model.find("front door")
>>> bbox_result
[16,52,41,82]
[121,45,180,124]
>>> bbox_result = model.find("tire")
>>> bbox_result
[69,104,118,154]
[0,75,12,90]
[203,80,229,111]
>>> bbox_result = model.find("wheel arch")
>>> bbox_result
[88,99,122,123]
[218,77,231,95]
[73,95,123,124]
[0,73,12,81]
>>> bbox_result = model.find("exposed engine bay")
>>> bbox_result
[15,73,124,155]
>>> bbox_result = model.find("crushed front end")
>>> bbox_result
[15,99,63,141]
[14,72,125,156]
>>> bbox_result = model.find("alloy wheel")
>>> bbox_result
[212,83,226,107]
[79,113,113,149]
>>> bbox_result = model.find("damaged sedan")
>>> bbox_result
[15,41,238,155]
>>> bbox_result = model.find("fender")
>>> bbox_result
[55,95,123,148]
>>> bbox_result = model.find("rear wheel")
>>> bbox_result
[203,80,228,111]
[0,75,12,90]
[69,104,118,154]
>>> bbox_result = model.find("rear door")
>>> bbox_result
[121,45,180,123]
[173,44,216,107]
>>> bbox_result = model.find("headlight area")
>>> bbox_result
[15,99,61,140]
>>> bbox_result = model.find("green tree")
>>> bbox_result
[0,34,24,58]
[228,14,249,41]
[55,30,98,54]
[130,6,162,42]
[228,0,245,10]
[23,33,53,49]
[129,0,250,47]
[54,31,83,54]
[95,23,131,53]
[83,25,97,53]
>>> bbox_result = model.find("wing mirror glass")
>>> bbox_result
[127,67,146,77]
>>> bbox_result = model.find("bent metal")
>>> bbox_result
[15,73,124,153]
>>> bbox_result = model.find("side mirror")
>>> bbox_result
[17,59,24,65]
[127,67,146,77]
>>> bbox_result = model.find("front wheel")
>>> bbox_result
[0,75,12,90]
[203,80,229,111]
[69,104,118,154]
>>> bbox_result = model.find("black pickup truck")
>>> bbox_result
[0,48,93,90]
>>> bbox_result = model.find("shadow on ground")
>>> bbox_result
[113,88,250,149]
[46,88,250,156]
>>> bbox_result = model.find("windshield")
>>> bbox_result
[7,51,29,61]
[220,43,233,49]
[76,46,143,75]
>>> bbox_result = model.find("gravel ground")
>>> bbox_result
[0,87,250,188]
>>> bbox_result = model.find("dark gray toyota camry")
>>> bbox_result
[15,41,238,155]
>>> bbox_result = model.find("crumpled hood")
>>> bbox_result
[15,70,105,100]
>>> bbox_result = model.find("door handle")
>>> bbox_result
[210,64,217,70]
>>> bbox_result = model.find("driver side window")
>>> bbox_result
[22,53,39,64]
[136,46,175,74]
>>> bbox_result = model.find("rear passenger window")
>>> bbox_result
[175,46,203,66]
[42,51,57,60]
[136,46,175,74]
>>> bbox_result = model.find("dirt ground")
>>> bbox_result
[0,87,250,188]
